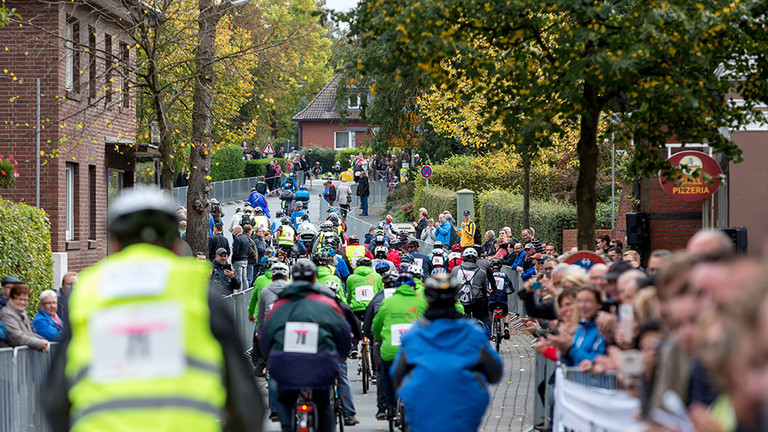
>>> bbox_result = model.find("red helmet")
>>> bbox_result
[386,215,393,222]
[451,244,463,252]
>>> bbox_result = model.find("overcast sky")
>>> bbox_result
[324,0,359,12]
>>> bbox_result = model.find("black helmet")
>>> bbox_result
[313,250,332,266]
[373,246,389,259]
[291,259,317,281]
[400,253,414,264]
[281,217,290,225]
[108,187,178,248]
[424,273,460,304]
[407,240,420,250]
[356,257,372,267]
[491,259,503,270]
[381,270,400,288]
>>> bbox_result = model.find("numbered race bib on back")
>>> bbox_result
[494,276,505,294]
[383,288,396,299]
[413,258,423,273]
[390,323,413,347]
[284,322,319,354]
[356,285,374,302]
[432,255,444,266]
[90,301,185,383]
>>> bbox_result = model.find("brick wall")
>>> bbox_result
[642,177,701,252]
[298,120,372,151]
[0,1,136,272]
[562,229,613,253]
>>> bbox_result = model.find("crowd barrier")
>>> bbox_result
[0,344,58,432]
[222,287,255,353]
[173,171,311,208]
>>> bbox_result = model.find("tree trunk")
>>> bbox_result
[187,0,219,255]
[576,83,600,251]
[522,150,531,230]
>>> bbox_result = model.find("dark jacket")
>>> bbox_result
[259,281,351,390]
[211,260,240,294]
[357,176,370,197]
[517,289,557,320]
[232,233,250,262]
[414,217,428,240]
[481,237,496,256]
[208,233,230,261]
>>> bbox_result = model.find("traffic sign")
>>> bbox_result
[420,165,433,179]
[262,140,275,156]
[564,251,606,270]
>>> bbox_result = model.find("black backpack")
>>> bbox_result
[472,222,482,245]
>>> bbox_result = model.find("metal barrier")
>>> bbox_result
[223,287,255,353]
[173,173,310,207]
[0,344,58,432]
[562,366,620,389]
[532,353,558,429]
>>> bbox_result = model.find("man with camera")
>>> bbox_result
[212,248,240,294]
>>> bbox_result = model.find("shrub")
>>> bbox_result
[413,184,457,221]
[0,154,19,189]
[211,145,245,182]
[476,190,578,252]
[0,197,54,313]
[385,181,415,207]
[307,147,335,173]
[244,158,285,178]
[335,147,372,171]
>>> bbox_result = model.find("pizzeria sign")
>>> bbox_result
[659,150,722,202]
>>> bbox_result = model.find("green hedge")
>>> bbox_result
[211,145,245,182]
[476,190,577,251]
[244,158,285,178]
[335,147,372,171]
[413,184,457,222]
[0,197,54,313]
[307,147,335,173]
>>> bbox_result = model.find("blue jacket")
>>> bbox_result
[208,214,214,237]
[32,310,62,341]
[563,319,606,366]
[290,210,308,228]
[489,271,510,304]
[512,250,527,269]
[294,189,310,202]
[280,177,297,192]
[392,317,502,432]
[334,258,350,282]
[0,319,6,342]
[248,191,271,218]
[435,222,451,245]
[409,251,432,280]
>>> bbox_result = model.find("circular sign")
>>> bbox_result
[564,251,606,270]
[420,165,433,179]
[659,150,721,202]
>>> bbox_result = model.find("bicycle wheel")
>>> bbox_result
[334,385,344,432]
[397,400,407,432]
[494,318,501,352]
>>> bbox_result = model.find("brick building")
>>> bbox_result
[292,74,373,151]
[0,1,138,280]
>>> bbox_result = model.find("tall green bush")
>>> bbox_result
[0,197,54,313]
[244,158,285,178]
[335,147,372,170]
[476,190,578,251]
[307,147,335,173]
[413,184,457,221]
[211,145,245,181]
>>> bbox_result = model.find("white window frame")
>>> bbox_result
[348,93,361,110]
[334,131,356,151]
[65,21,75,91]
[65,164,75,240]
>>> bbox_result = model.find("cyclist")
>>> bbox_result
[290,201,308,229]
[346,257,383,323]
[252,206,270,232]
[280,172,297,193]
[314,249,344,302]
[327,211,346,236]
[429,241,449,271]
[248,187,271,218]
[378,214,395,238]
[270,211,284,235]
[372,269,427,419]
[296,215,317,256]
[249,257,279,374]
[406,240,432,280]
[447,243,464,271]
[451,247,492,329]
[229,206,244,233]
[254,176,269,195]
[392,273,502,432]
[210,197,224,224]
[343,235,372,269]
[489,259,512,339]
[259,259,351,432]
[363,269,400,420]
[294,184,311,204]
[45,187,264,432]
[386,238,403,268]
[276,218,295,260]
[372,244,395,273]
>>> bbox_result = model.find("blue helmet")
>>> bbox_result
[430,267,447,276]
[396,273,415,288]
[375,261,391,275]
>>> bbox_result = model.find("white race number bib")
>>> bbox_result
[355,285,374,301]
[383,288,396,299]
[390,323,413,347]
[284,322,319,354]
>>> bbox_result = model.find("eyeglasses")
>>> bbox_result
[13,297,30,303]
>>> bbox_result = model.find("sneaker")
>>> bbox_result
[269,412,279,422]
[375,408,387,420]
[371,373,378,385]
[349,349,359,359]
[504,327,510,340]
[344,415,360,426]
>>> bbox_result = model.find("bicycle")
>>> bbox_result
[388,397,407,432]
[357,337,372,394]
[491,306,504,352]
[293,390,317,432]
[332,380,344,432]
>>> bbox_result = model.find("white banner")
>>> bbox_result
[553,368,641,432]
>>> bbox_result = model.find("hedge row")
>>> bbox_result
[307,147,336,173]
[413,184,457,222]
[0,197,54,313]
[335,147,372,171]
[211,145,245,182]
[244,158,285,178]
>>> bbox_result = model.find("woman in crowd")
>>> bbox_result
[0,284,49,351]
[32,290,62,342]
[546,284,605,367]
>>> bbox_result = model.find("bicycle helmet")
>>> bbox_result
[396,273,415,288]
[400,253,414,264]
[424,273,460,304]
[374,235,387,245]
[299,185,307,190]
[451,244,463,252]
[385,215,393,223]
[462,247,478,259]
[406,264,422,277]
[373,246,389,259]
[491,259,503,270]
[407,240,420,250]
[271,262,289,278]
[381,270,400,288]
[313,250,332,266]
[320,221,334,231]
[375,261,391,275]
[210,198,219,205]
[281,217,290,225]
[356,257,372,268]
[108,187,178,248]
[433,241,444,248]
[235,207,242,213]
[327,207,338,214]
[430,267,447,276]
[291,259,317,281]
[348,235,360,244]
